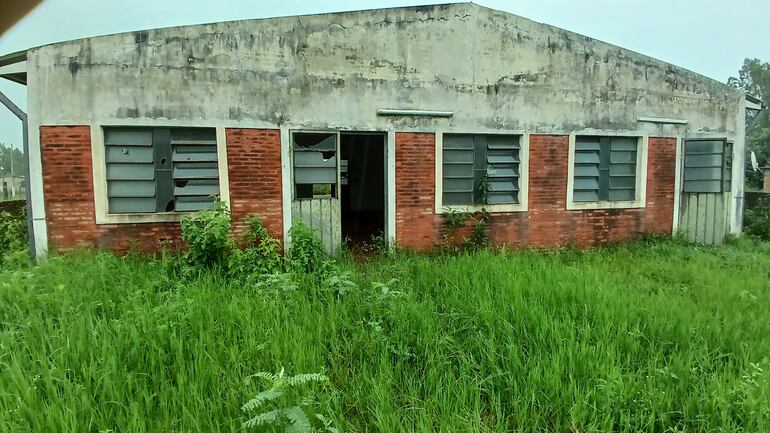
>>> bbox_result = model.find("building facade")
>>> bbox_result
[0,3,750,256]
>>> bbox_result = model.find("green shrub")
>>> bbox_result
[228,216,283,277]
[180,199,234,267]
[288,220,325,273]
[440,208,490,253]
[0,209,28,266]
[744,196,770,241]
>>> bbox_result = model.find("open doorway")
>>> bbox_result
[340,132,386,250]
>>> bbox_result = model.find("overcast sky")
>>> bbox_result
[1,0,768,155]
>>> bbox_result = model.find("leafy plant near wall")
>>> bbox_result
[180,198,234,267]
[241,368,337,433]
[0,209,28,267]
[228,215,284,277]
[476,174,491,206]
[440,207,490,253]
[177,199,331,278]
[288,221,326,273]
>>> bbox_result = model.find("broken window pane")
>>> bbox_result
[293,132,338,199]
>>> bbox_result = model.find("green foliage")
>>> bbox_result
[475,174,491,205]
[354,232,388,256]
[440,208,490,252]
[729,58,770,189]
[0,209,28,267]
[288,220,325,273]
[229,215,283,277]
[441,208,468,235]
[180,198,234,267]
[3,239,770,431]
[0,143,26,179]
[242,368,335,433]
[744,195,770,240]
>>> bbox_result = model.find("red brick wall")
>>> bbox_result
[41,126,674,254]
[225,128,284,244]
[41,125,183,253]
[394,134,677,250]
[395,132,441,250]
[40,126,285,254]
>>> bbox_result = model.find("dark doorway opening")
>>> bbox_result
[340,132,386,250]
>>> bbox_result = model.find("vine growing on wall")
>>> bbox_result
[440,175,492,254]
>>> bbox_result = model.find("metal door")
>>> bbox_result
[679,139,732,244]
[290,131,342,254]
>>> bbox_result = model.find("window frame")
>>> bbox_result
[435,131,529,214]
[566,133,648,210]
[91,124,230,225]
[290,129,341,201]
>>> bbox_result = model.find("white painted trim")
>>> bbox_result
[730,97,747,234]
[215,126,231,206]
[434,131,529,214]
[636,116,688,125]
[671,136,683,232]
[92,124,230,224]
[434,132,443,213]
[27,106,47,258]
[566,133,648,210]
[386,130,396,245]
[280,128,292,247]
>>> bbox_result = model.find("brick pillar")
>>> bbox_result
[527,134,571,246]
[643,137,677,233]
[40,125,98,249]
[395,132,440,250]
[225,128,284,244]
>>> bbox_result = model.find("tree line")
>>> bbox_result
[729,58,770,189]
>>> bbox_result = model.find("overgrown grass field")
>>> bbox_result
[1,234,769,432]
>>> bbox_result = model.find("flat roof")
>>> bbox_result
[0,49,27,85]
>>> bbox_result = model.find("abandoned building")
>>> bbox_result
[0,3,758,257]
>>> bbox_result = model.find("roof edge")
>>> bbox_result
[0,49,26,67]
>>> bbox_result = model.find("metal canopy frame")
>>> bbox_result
[0,50,27,85]
[0,89,35,261]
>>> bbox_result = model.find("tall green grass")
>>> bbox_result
[1,239,769,432]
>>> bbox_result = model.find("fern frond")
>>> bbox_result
[242,409,282,429]
[315,414,339,433]
[283,406,313,433]
[245,371,277,384]
[287,373,328,386]
[241,388,284,412]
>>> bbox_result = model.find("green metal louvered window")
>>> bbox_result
[104,127,219,213]
[442,134,520,206]
[682,139,731,193]
[573,136,638,202]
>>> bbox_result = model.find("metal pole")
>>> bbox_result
[0,90,36,262]
[9,143,15,197]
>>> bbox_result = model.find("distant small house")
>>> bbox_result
[0,3,754,257]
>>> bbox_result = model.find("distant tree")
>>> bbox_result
[0,143,26,183]
[728,58,770,189]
